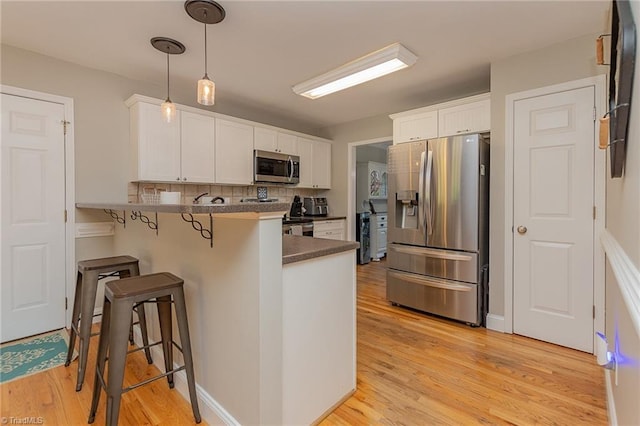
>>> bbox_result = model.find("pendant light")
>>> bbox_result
[185,0,226,106]
[151,37,185,123]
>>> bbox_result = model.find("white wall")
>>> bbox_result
[319,114,392,217]
[0,45,322,205]
[603,2,640,423]
[489,33,603,316]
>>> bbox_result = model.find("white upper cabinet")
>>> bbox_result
[312,140,331,189]
[126,94,331,187]
[297,138,331,189]
[297,137,313,188]
[254,127,298,155]
[438,98,490,136]
[130,102,214,183]
[277,133,298,155]
[181,111,215,183]
[215,118,254,185]
[390,94,490,143]
[392,110,438,143]
[253,127,278,152]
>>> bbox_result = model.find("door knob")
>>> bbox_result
[517,226,527,235]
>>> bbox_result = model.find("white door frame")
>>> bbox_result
[1,84,76,327]
[347,136,392,241]
[504,75,607,345]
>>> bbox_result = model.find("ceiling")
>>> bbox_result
[1,1,609,131]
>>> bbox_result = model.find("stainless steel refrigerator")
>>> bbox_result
[386,134,489,326]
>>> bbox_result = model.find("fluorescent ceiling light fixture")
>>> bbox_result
[292,43,417,99]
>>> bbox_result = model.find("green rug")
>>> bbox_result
[0,329,70,384]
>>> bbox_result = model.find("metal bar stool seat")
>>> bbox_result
[89,272,201,426]
[65,255,153,391]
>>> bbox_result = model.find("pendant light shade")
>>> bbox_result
[151,37,185,123]
[161,99,177,123]
[185,0,225,106]
[197,76,215,105]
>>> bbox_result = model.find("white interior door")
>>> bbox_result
[1,94,66,343]
[513,86,595,352]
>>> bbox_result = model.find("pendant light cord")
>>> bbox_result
[166,50,171,102]
[204,22,208,77]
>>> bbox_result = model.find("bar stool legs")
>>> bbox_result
[65,257,153,391]
[89,272,201,425]
[173,288,201,421]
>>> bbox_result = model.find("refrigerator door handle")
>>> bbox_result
[388,270,473,292]
[389,244,474,261]
[418,151,426,237]
[425,150,433,235]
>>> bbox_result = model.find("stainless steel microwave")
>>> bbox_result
[254,150,300,184]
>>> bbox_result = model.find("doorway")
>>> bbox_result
[0,86,75,342]
[504,76,606,352]
[346,137,391,243]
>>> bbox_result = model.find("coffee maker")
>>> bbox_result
[289,195,303,217]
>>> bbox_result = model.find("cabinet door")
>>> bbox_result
[181,111,215,183]
[277,133,298,155]
[254,127,278,152]
[312,140,331,189]
[393,111,438,144]
[297,137,313,188]
[438,99,490,137]
[133,102,181,181]
[215,118,254,185]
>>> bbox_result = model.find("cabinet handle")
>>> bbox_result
[456,129,471,134]
[183,177,187,181]
[176,177,180,181]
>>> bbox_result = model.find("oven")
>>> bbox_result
[282,218,314,236]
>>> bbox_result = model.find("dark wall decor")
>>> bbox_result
[608,0,636,178]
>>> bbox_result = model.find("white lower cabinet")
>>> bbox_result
[313,219,345,241]
[215,118,254,185]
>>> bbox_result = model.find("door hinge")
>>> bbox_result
[64,210,68,223]
[593,206,596,220]
[65,297,68,310]
[593,107,597,121]
[593,305,596,319]
[61,120,70,136]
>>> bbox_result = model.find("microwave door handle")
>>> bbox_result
[418,151,426,237]
[287,156,293,182]
[425,150,433,236]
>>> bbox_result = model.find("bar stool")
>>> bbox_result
[65,255,153,391]
[88,272,201,426]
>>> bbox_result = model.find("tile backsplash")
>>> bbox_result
[129,182,320,205]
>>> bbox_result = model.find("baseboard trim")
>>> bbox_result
[600,230,640,338]
[486,314,505,332]
[133,329,239,425]
[75,222,114,238]
[604,370,617,426]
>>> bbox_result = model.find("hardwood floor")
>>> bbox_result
[320,258,608,425]
[0,324,204,426]
[1,259,607,425]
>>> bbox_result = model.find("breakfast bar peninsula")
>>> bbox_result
[76,202,358,425]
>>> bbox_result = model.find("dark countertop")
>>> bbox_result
[77,201,290,214]
[282,235,359,265]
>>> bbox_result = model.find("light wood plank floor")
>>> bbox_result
[1,258,607,425]
[320,258,608,425]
